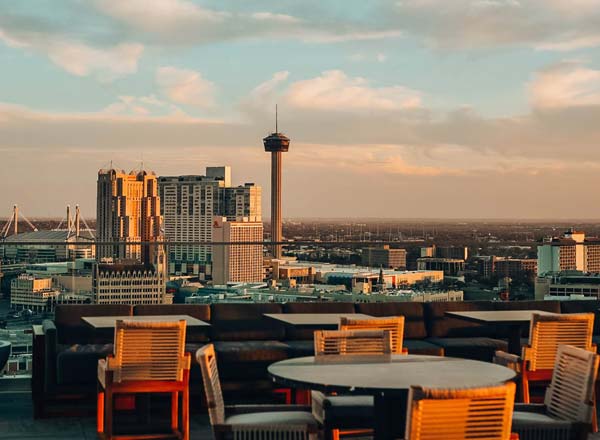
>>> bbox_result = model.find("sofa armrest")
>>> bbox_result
[41,320,58,393]
[31,325,45,402]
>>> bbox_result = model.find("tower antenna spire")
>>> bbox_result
[275,104,278,133]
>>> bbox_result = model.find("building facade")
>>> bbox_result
[212,217,264,284]
[537,229,600,276]
[96,168,162,264]
[361,245,407,269]
[92,259,170,305]
[417,257,465,276]
[158,167,261,276]
[492,257,537,280]
[10,274,59,312]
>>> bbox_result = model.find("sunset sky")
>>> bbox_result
[2,0,600,219]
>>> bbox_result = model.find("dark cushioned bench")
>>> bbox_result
[423,301,507,362]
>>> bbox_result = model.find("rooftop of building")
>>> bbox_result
[1,229,95,242]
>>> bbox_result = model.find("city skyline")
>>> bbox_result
[2,1,600,219]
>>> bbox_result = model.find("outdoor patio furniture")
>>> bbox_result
[511,344,600,440]
[494,313,595,403]
[197,344,319,440]
[405,382,517,440]
[311,328,395,440]
[97,319,191,440]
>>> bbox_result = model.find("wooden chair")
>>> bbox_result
[313,329,392,360]
[312,329,392,440]
[511,345,600,440]
[97,320,191,440]
[405,382,517,440]
[339,316,407,354]
[196,344,319,440]
[493,313,595,403]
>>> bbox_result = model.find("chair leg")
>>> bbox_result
[331,429,340,440]
[592,388,598,433]
[521,373,530,404]
[171,392,179,431]
[97,390,105,434]
[182,387,189,440]
[105,389,113,439]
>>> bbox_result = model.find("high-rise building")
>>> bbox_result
[158,167,262,276]
[96,168,162,265]
[263,126,290,259]
[361,245,407,269]
[212,217,263,284]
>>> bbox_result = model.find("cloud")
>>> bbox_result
[103,95,183,116]
[0,26,143,80]
[156,66,216,108]
[530,62,600,109]
[285,70,421,111]
[385,0,600,50]
[94,0,225,34]
[251,12,301,23]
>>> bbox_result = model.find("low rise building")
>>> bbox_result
[361,245,407,269]
[92,260,170,305]
[535,271,600,300]
[10,274,59,312]
[417,257,465,276]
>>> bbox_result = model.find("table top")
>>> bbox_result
[445,309,558,325]
[269,355,515,394]
[81,315,211,329]
[264,313,373,326]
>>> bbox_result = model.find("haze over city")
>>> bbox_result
[2,1,600,218]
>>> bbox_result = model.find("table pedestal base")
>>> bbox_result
[374,392,408,440]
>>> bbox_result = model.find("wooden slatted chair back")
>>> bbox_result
[111,319,186,383]
[527,313,594,371]
[339,316,405,354]
[196,344,226,426]
[544,345,600,423]
[314,329,392,360]
[406,382,516,440]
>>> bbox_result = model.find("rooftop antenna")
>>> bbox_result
[275,104,278,133]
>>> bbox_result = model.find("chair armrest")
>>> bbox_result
[514,403,547,414]
[226,404,311,415]
[493,350,522,373]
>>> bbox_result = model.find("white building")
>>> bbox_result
[10,274,59,312]
[212,217,264,284]
[158,167,261,276]
[92,253,170,305]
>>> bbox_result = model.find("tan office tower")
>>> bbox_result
[212,217,263,284]
[96,168,162,264]
[263,129,290,259]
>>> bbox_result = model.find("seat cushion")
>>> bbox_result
[213,341,289,363]
[426,337,508,362]
[512,410,575,437]
[56,343,113,386]
[284,340,314,358]
[311,391,373,429]
[404,339,444,356]
[355,302,427,339]
[226,410,318,427]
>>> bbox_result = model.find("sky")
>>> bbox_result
[2,0,600,219]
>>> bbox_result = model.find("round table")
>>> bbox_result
[268,354,516,440]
